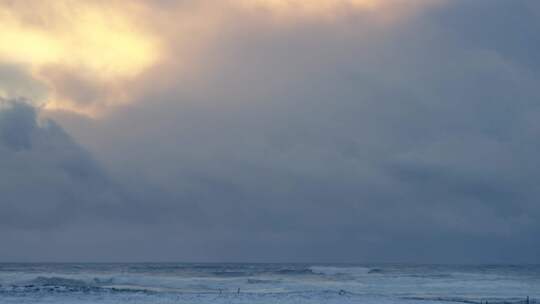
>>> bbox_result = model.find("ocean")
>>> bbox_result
[0,263,538,303]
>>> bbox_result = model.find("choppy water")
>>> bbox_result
[0,264,538,303]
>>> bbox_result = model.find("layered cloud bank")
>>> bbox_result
[1,0,540,262]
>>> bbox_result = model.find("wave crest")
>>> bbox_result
[309,266,373,276]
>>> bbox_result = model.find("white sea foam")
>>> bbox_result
[309,266,373,276]
[0,264,538,304]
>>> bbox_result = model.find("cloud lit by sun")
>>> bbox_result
[242,0,381,16]
[0,0,160,116]
[0,0,440,117]
[238,0,442,20]
[0,1,159,78]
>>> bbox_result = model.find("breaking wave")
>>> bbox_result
[309,266,375,276]
[29,276,89,287]
[0,264,538,304]
[403,296,532,304]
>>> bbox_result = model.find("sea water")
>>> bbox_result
[0,264,538,303]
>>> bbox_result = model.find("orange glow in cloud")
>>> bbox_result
[0,0,160,115]
[237,0,441,20]
[243,0,380,15]
[0,1,159,79]
[0,0,440,116]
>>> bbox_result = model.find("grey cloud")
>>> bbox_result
[0,99,125,230]
[0,64,47,102]
[5,0,540,262]
[0,100,202,236]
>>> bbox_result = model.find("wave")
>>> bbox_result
[274,268,315,275]
[403,296,531,304]
[210,271,251,277]
[1,276,101,294]
[29,276,90,287]
[0,276,160,295]
[2,264,538,302]
[247,279,280,284]
[309,266,374,276]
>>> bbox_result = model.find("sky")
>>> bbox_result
[0,0,539,263]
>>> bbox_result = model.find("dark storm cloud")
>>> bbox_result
[3,0,540,262]
[0,100,201,235]
[0,99,122,230]
[0,100,206,261]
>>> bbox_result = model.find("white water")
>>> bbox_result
[0,264,538,304]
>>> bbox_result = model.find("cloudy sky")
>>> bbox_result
[1,0,539,263]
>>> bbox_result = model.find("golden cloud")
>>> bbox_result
[0,0,441,117]
[0,0,160,115]
[241,0,380,16]
[0,3,157,78]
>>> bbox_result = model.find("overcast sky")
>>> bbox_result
[1,0,539,263]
